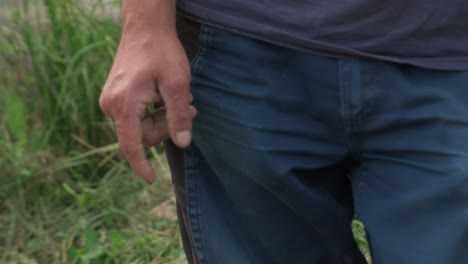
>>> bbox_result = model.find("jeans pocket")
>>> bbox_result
[190,25,213,76]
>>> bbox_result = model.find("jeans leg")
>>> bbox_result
[185,25,366,264]
[163,14,204,264]
[352,63,468,264]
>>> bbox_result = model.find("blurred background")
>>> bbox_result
[0,0,370,263]
[0,0,185,263]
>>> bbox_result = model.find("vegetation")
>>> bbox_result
[0,1,184,263]
[0,0,370,263]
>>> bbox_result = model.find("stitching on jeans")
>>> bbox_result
[190,24,204,74]
[185,27,214,264]
[191,25,213,76]
[353,161,368,219]
[339,60,355,151]
[339,60,353,151]
[185,26,216,264]
[339,60,346,130]
[185,147,209,264]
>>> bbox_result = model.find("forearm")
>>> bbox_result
[121,0,177,37]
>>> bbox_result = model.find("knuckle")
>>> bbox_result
[99,95,109,114]
[163,90,190,111]
[100,93,117,118]
[164,75,190,92]
[166,90,186,106]
[110,89,126,105]
[168,108,192,127]
[108,90,128,116]
[100,87,127,117]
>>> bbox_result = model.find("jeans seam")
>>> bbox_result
[185,24,215,264]
[185,146,209,264]
[191,25,213,76]
[339,59,354,151]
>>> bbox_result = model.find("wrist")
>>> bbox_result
[121,0,176,37]
[120,28,179,52]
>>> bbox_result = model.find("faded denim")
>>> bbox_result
[170,21,468,264]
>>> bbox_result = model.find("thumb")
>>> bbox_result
[159,78,195,148]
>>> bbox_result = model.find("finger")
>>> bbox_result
[116,113,155,184]
[189,105,198,119]
[142,107,169,146]
[142,105,197,146]
[158,78,193,148]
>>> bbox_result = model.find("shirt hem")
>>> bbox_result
[176,3,468,71]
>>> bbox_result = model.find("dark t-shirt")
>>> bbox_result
[177,0,468,70]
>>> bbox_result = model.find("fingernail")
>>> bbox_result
[176,130,191,147]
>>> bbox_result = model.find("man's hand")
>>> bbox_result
[99,0,196,184]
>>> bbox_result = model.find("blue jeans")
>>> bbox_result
[168,18,468,264]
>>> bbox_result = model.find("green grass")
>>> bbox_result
[0,0,370,263]
[0,0,185,263]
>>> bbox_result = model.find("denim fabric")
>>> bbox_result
[176,23,468,264]
[164,15,203,264]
